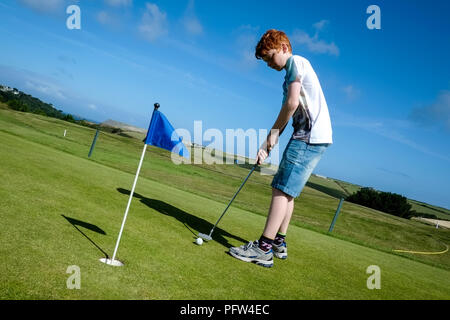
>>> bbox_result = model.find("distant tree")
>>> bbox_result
[408,211,438,220]
[346,187,413,218]
[7,99,29,112]
[1,86,135,139]
[63,114,75,122]
[33,109,47,116]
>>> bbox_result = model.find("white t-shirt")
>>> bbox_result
[282,55,333,144]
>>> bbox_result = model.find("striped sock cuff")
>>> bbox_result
[259,235,274,252]
[274,232,286,245]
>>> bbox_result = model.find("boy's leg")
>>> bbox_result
[228,187,290,268]
[278,196,294,235]
[268,191,292,260]
[229,141,329,266]
[262,188,293,240]
[228,188,289,268]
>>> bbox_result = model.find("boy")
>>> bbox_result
[229,29,333,268]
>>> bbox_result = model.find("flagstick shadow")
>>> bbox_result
[62,215,109,260]
[117,188,248,248]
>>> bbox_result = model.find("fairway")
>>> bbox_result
[0,108,449,299]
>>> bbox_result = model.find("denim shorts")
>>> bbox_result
[271,139,329,198]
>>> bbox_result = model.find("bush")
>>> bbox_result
[63,114,75,122]
[346,187,412,218]
[33,109,48,116]
[7,100,29,112]
[407,211,438,220]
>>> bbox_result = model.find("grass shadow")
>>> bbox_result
[306,181,347,199]
[117,188,248,248]
[62,215,109,259]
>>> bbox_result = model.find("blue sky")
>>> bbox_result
[0,0,449,209]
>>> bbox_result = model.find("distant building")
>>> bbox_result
[0,85,19,95]
[315,174,328,179]
[0,85,14,92]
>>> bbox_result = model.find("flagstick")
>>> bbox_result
[101,143,148,267]
[100,103,161,267]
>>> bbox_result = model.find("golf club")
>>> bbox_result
[198,163,258,241]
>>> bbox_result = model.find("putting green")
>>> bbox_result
[0,108,449,299]
[0,127,449,299]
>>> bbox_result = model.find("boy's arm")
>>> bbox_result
[264,81,301,151]
[257,81,301,164]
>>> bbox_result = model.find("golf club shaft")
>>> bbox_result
[209,164,257,236]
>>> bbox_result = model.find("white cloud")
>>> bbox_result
[104,0,132,7]
[97,11,111,25]
[181,0,203,36]
[0,64,129,121]
[313,20,329,31]
[409,90,450,131]
[18,0,65,13]
[53,67,74,80]
[183,17,203,35]
[374,127,449,162]
[343,85,361,101]
[25,79,67,100]
[335,112,450,162]
[96,11,122,29]
[291,20,339,56]
[236,29,259,69]
[138,3,168,42]
[291,30,339,56]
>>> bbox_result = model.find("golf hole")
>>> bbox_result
[99,258,124,267]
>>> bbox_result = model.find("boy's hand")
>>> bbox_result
[257,132,278,164]
[266,133,278,152]
[256,148,269,165]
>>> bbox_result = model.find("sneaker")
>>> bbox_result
[229,241,274,268]
[272,241,287,259]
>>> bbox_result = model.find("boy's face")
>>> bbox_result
[262,44,291,71]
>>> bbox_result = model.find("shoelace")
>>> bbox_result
[243,241,256,251]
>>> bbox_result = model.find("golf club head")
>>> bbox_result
[198,233,212,241]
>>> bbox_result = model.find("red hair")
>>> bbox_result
[255,29,292,59]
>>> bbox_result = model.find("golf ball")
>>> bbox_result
[196,237,203,245]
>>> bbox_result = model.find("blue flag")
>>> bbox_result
[144,110,190,159]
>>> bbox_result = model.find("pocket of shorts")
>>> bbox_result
[306,143,328,154]
[303,144,328,169]
[284,140,307,164]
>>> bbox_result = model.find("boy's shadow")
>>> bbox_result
[117,188,247,248]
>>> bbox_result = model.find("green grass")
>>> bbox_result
[316,173,450,221]
[333,179,363,196]
[408,199,450,220]
[0,107,449,299]
[2,107,448,270]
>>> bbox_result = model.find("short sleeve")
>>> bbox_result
[285,56,304,86]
